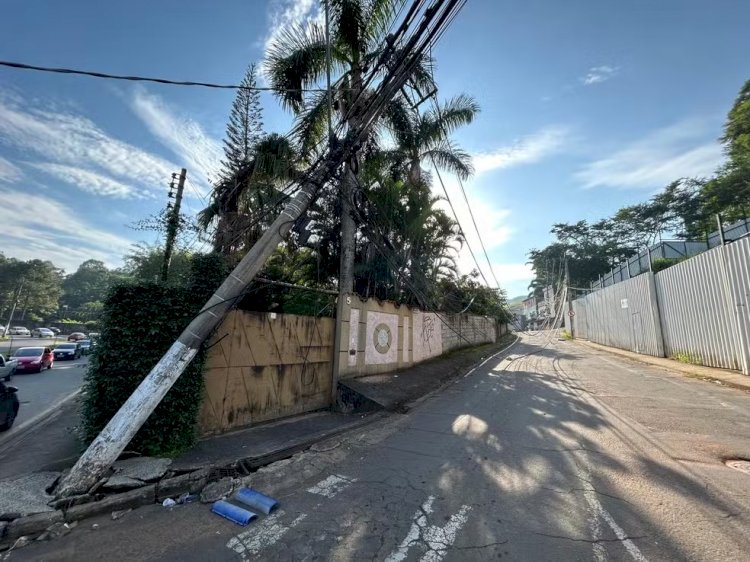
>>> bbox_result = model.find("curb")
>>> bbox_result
[574,340,750,393]
[0,389,81,450]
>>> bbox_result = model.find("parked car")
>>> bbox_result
[0,325,5,336]
[49,327,61,335]
[0,354,18,382]
[12,347,53,373]
[53,343,82,361]
[8,327,30,337]
[0,382,19,431]
[67,332,86,342]
[31,327,55,338]
[87,332,100,339]
[78,339,94,355]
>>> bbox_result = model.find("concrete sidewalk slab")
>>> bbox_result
[172,411,376,472]
[576,339,750,392]
[338,336,518,412]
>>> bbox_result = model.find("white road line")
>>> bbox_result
[306,474,357,498]
[226,511,307,560]
[576,460,648,562]
[386,495,472,562]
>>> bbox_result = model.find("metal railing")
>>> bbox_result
[590,217,750,291]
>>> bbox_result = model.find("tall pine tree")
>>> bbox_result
[220,63,264,181]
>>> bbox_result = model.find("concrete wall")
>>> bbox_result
[336,294,498,379]
[199,310,334,436]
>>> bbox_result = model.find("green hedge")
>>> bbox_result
[81,253,227,457]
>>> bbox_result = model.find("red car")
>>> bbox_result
[67,332,86,342]
[13,347,54,373]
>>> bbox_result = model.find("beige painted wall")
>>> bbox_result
[198,309,334,436]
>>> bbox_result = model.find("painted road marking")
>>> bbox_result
[575,459,648,562]
[226,511,307,560]
[306,474,357,498]
[386,495,472,562]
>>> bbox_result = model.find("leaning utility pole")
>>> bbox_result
[56,0,468,497]
[161,168,186,282]
[564,256,574,335]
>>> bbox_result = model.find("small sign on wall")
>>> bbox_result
[620,298,629,309]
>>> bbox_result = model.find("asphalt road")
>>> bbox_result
[0,354,87,447]
[13,334,750,561]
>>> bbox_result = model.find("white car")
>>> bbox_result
[0,325,5,336]
[7,327,30,337]
[31,328,55,338]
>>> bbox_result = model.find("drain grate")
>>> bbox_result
[724,459,750,474]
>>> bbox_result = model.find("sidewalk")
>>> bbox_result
[576,339,750,392]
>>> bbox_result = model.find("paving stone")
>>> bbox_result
[112,457,172,482]
[200,477,234,503]
[100,475,144,492]
[0,472,59,519]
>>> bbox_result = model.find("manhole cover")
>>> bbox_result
[724,459,750,474]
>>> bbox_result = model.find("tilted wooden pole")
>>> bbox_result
[56,175,322,497]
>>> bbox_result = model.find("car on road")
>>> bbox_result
[49,327,61,335]
[67,332,86,342]
[78,339,94,355]
[7,327,30,337]
[0,354,17,382]
[31,327,55,338]
[53,343,82,361]
[0,325,5,336]
[12,347,54,373]
[0,382,19,431]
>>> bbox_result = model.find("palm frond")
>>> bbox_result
[264,22,329,112]
[364,0,404,46]
[291,91,331,157]
[424,140,474,180]
[421,94,480,145]
[196,200,220,231]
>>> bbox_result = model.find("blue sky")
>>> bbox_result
[0,0,747,297]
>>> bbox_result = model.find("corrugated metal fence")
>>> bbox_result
[573,273,664,357]
[573,237,750,374]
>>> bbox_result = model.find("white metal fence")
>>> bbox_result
[573,236,750,374]
[573,273,664,357]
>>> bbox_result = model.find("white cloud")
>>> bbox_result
[0,93,178,198]
[576,119,725,190]
[431,174,513,288]
[31,163,144,199]
[472,127,569,175]
[581,65,619,86]
[0,187,134,272]
[0,156,22,183]
[130,88,222,194]
[263,0,320,56]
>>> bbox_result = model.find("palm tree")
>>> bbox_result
[198,134,300,258]
[264,0,433,294]
[383,94,479,184]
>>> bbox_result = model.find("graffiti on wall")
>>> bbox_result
[413,311,442,362]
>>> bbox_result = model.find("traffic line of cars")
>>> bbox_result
[0,326,63,337]
[0,334,97,431]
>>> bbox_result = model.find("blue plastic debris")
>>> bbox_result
[211,500,257,526]
[235,487,279,515]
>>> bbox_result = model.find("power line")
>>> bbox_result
[0,59,350,93]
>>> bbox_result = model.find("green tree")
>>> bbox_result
[61,260,114,311]
[122,244,194,285]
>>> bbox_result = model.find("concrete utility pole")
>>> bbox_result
[161,168,186,282]
[2,278,24,336]
[56,0,468,497]
[56,176,323,497]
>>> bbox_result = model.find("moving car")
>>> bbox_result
[0,354,18,382]
[0,382,19,431]
[54,343,82,360]
[78,339,94,355]
[13,347,53,373]
[67,332,86,342]
[31,327,55,338]
[8,327,30,337]
[49,327,61,335]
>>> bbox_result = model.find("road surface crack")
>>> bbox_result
[531,531,646,544]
